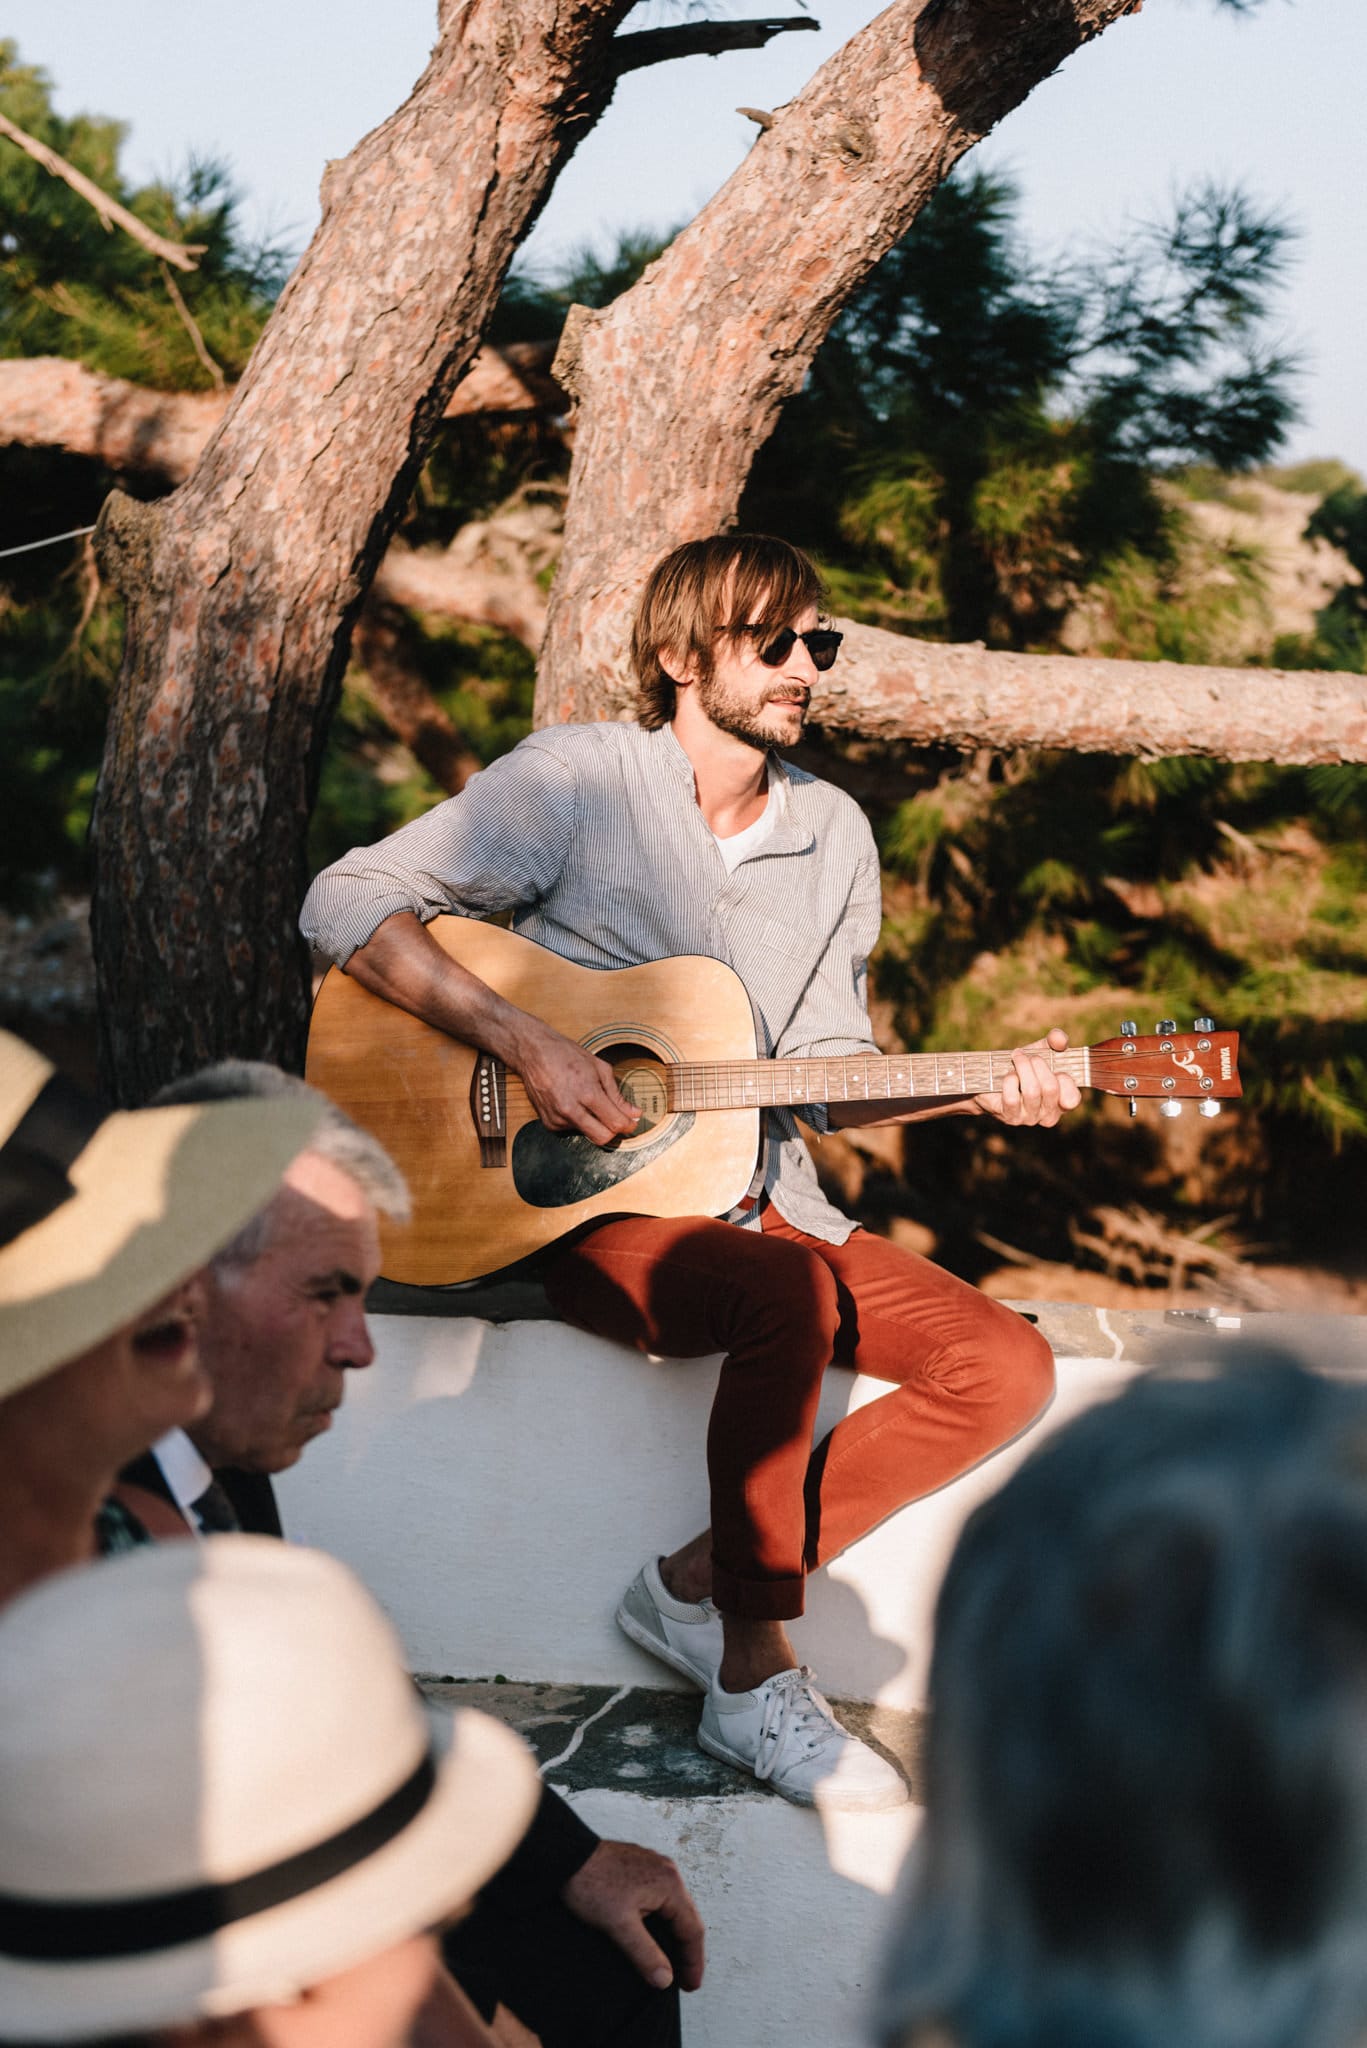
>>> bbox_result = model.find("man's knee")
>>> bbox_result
[923,1299,1055,1442]
[985,1308,1055,1437]
[736,1235,841,1364]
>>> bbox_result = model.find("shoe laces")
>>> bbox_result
[754,1667,840,1782]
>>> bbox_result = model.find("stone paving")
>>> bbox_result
[418,1676,925,1805]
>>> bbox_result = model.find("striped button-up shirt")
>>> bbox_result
[300,721,884,1242]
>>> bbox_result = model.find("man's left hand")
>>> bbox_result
[561,1839,705,1993]
[973,1027,1080,1128]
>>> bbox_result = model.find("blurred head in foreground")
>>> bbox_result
[0,1537,539,2046]
[879,1356,1367,2048]
[0,1035,321,1601]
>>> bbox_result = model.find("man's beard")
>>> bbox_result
[698,676,807,752]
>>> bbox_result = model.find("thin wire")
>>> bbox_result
[0,524,97,560]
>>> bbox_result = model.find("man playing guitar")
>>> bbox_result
[302,534,1079,1811]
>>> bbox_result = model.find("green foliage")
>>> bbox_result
[1262,458,1361,497]
[0,42,289,908]
[743,168,1297,650]
[308,619,537,878]
[487,228,675,344]
[0,42,285,388]
[1269,480,1367,675]
[0,542,116,905]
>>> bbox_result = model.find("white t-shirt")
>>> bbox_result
[712,764,777,873]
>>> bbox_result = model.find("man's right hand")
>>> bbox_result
[512,1017,641,1147]
[344,915,640,1149]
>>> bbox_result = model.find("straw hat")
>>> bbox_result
[0,1032,325,1400]
[0,1537,541,2040]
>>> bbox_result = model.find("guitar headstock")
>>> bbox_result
[1089,1017,1241,1119]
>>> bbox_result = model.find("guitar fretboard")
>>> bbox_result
[664,1047,1090,1111]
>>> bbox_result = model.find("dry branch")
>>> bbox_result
[0,348,564,483]
[808,626,1367,766]
[0,111,205,271]
[352,605,484,795]
[613,16,818,74]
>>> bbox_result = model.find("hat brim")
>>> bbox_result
[0,1096,325,1401]
[0,1707,541,2039]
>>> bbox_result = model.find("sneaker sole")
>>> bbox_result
[696,1723,909,1813]
[614,1599,714,1691]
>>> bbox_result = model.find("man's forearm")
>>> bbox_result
[345,911,540,1067]
[345,913,641,1145]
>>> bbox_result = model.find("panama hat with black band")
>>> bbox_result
[0,1032,324,1401]
[0,1536,541,2040]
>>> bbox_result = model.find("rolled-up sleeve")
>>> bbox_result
[300,738,580,966]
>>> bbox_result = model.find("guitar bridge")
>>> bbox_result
[469,1051,508,1168]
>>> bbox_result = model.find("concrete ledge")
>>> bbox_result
[277,1301,1367,1710]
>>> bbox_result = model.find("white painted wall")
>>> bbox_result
[557,1785,921,2048]
[277,1313,1139,1708]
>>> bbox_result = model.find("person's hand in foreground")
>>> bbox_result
[561,1839,706,1992]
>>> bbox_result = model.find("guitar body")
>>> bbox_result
[306,919,762,1286]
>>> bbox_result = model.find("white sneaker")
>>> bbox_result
[698,1665,909,1812]
[616,1558,725,1689]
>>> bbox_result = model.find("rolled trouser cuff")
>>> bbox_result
[710,1562,805,1621]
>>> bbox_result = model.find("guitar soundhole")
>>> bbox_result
[601,1043,670,1141]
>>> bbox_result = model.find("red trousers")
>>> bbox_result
[541,1201,1054,1620]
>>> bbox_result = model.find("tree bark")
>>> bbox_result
[808,626,1367,765]
[89,0,630,1100]
[0,346,563,487]
[537,0,1147,726]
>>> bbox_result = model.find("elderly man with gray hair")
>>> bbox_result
[112,1060,409,1537]
[120,1061,703,2048]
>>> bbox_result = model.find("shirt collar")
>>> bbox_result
[657,724,814,855]
[151,1427,213,1518]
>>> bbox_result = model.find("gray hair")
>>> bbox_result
[151,1061,410,1265]
[878,1354,1367,2048]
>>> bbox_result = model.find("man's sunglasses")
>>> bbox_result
[739,624,844,672]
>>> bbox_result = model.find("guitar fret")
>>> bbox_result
[667,1044,1091,1111]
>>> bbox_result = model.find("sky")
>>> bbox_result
[8,0,1365,472]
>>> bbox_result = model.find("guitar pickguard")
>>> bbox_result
[512,1114,696,1208]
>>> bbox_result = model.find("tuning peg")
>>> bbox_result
[1193,1016,1215,1033]
[1128,1100,1139,1118]
[1121,1020,1137,1037]
[1198,1099,1222,1119]
[1156,1018,1177,1036]
[1159,1099,1183,1119]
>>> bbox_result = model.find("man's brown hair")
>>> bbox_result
[631,534,828,730]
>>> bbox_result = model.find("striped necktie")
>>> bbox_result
[190,1478,241,1535]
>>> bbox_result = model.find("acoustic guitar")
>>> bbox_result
[305,917,1243,1287]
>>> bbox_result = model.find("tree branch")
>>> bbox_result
[612,16,819,75]
[0,111,206,272]
[811,625,1367,766]
[352,604,484,794]
[0,348,565,484]
[157,261,226,390]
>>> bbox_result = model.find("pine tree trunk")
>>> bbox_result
[90,0,630,1101]
[536,0,1145,726]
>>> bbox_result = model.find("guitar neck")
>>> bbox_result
[664,1047,1089,1111]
